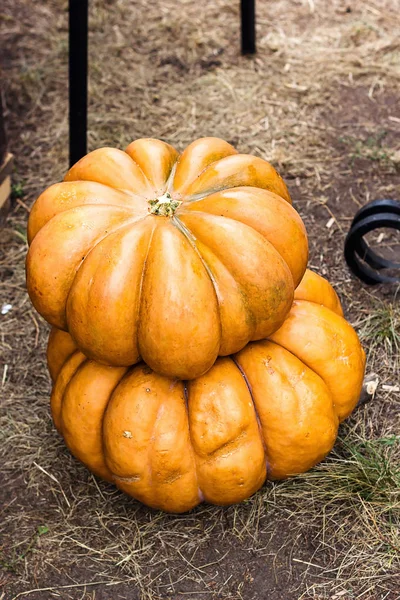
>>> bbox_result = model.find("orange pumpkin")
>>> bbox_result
[27,137,308,380]
[47,270,365,513]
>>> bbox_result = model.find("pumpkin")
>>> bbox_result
[47,270,365,513]
[27,137,308,380]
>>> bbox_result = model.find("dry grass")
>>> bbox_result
[1,0,400,598]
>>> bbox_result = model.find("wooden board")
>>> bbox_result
[0,98,7,166]
[0,153,14,187]
[0,154,14,224]
[0,175,11,210]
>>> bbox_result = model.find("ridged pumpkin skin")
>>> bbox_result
[47,270,365,513]
[27,137,308,380]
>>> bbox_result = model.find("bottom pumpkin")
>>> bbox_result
[47,270,365,513]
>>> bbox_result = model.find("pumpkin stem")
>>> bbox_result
[148,192,181,216]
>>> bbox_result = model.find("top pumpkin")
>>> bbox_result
[26,137,308,379]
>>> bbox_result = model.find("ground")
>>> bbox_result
[0,1,399,599]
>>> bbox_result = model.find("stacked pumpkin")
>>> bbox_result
[26,138,365,512]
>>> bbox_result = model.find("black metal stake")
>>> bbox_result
[69,0,88,167]
[344,199,400,284]
[241,0,256,55]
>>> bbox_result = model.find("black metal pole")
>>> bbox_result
[241,0,256,55]
[69,0,88,167]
